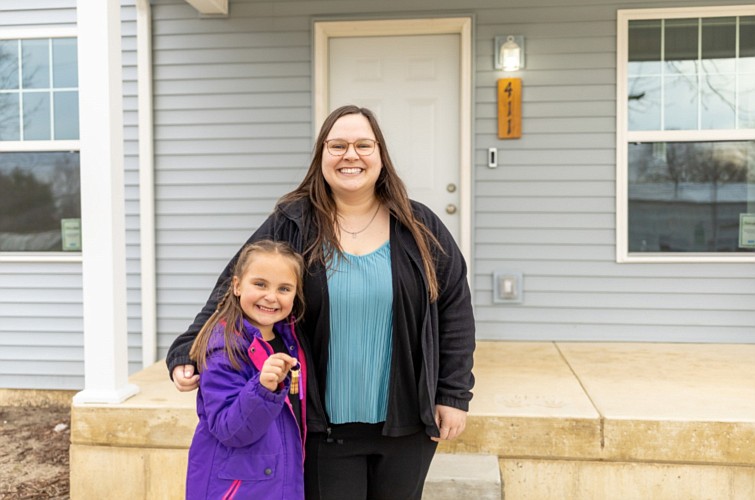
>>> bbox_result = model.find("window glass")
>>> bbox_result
[21,39,50,89]
[740,16,755,68]
[628,76,661,130]
[0,37,77,143]
[628,20,662,75]
[739,74,755,128]
[53,91,78,140]
[628,141,755,253]
[739,17,755,128]
[664,18,699,75]
[628,16,755,133]
[0,151,81,252]
[0,40,19,90]
[22,92,51,140]
[0,93,20,140]
[701,17,736,72]
[663,75,698,130]
[700,74,735,129]
[628,21,662,130]
[52,38,77,88]
[699,18,737,129]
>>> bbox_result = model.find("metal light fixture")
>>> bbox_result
[495,35,525,71]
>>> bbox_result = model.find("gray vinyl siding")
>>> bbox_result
[0,0,142,389]
[151,0,755,355]
[151,1,313,356]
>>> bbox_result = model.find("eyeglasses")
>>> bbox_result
[324,139,378,157]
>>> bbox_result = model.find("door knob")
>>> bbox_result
[447,183,457,193]
[446,204,457,214]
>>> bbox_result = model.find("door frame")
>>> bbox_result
[313,17,473,268]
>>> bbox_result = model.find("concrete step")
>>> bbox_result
[423,453,501,500]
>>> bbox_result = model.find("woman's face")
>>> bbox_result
[321,113,382,200]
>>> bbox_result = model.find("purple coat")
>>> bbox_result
[186,318,307,500]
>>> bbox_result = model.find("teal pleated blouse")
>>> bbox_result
[325,241,393,424]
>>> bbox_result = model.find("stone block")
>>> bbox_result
[423,453,501,500]
[500,458,755,500]
[70,444,188,499]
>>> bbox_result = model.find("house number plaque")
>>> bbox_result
[497,78,522,139]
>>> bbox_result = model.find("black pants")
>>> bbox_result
[304,423,438,500]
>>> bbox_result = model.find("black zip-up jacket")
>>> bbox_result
[167,198,475,438]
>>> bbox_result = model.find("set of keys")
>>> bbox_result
[289,363,300,395]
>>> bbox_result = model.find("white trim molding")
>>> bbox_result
[136,0,157,368]
[0,27,76,40]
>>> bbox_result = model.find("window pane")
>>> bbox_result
[52,38,77,88]
[0,93,20,140]
[22,92,50,140]
[664,18,699,75]
[628,76,661,130]
[739,73,755,128]
[628,20,662,75]
[53,91,78,140]
[0,151,81,252]
[21,39,50,89]
[628,141,755,253]
[701,74,735,129]
[740,16,755,128]
[0,40,19,90]
[740,16,755,73]
[627,20,662,131]
[664,75,697,129]
[701,17,736,73]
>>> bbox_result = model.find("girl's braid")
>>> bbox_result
[216,286,233,312]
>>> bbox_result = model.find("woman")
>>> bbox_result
[167,105,475,499]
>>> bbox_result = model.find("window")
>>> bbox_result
[0,36,80,253]
[617,7,755,262]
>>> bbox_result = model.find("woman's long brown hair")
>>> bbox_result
[189,240,305,371]
[278,105,443,301]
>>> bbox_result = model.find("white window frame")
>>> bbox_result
[0,27,81,263]
[616,5,755,263]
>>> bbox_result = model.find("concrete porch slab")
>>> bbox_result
[69,341,755,499]
[439,342,755,466]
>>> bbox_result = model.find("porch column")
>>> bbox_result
[73,0,138,404]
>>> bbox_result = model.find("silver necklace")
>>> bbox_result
[338,204,381,239]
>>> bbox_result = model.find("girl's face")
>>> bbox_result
[232,252,298,339]
[321,113,382,200]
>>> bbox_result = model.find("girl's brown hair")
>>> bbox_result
[189,240,305,371]
[278,105,443,301]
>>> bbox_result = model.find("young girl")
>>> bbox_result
[185,240,307,500]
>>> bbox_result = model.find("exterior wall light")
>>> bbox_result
[495,35,525,71]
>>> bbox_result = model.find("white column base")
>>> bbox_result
[73,384,140,405]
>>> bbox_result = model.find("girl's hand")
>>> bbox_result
[172,364,200,392]
[259,353,298,392]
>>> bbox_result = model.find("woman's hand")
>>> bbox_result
[172,364,200,392]
[431,404,467,442]
[259,353,298,392]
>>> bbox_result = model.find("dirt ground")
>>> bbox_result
[0,405,70,499]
